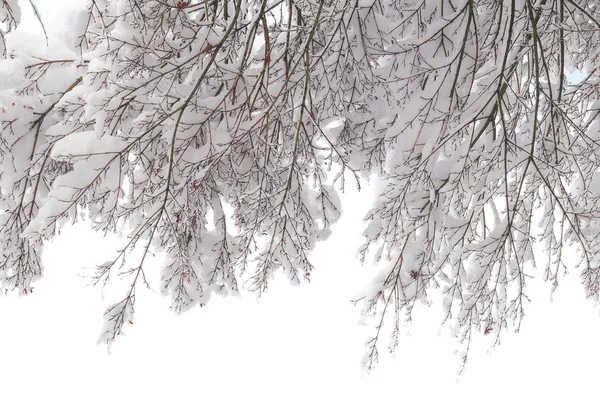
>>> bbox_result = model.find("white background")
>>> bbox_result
[1,1,600,396]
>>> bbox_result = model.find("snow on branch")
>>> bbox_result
[2,0,600,370]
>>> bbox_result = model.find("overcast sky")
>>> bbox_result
[1,1,600,397]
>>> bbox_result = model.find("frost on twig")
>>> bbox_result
[98,294,135,348]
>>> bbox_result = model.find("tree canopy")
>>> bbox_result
[1,0,600,369]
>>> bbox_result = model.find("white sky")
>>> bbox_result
[1,1,600,397]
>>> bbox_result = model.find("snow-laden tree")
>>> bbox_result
[2,0,600,369]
